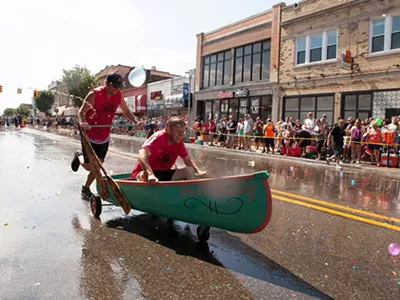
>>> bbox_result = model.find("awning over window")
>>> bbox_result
[136,95,147,113]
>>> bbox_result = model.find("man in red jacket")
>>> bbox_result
[71,72,139,199]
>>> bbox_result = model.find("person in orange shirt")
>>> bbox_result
[263,118,275,154]
[366,121,382,166]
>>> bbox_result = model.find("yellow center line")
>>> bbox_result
[272,194,400,232]
[271,189,400,224]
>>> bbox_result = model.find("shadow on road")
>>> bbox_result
[105,214,333,300]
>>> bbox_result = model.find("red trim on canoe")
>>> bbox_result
[247,178,272,234]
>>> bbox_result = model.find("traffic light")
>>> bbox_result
[33,90,41,98]
[0,85,2,93]
[17,88,22,94]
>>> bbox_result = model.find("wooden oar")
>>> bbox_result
[80,129,131,215]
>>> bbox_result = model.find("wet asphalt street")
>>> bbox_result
[1,128,400,300]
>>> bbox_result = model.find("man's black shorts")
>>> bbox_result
[153,169,176,181]
[81,139,109,163]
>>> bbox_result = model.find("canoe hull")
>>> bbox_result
[99,171,272,233]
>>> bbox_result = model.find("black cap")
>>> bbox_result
[106,72,125,88]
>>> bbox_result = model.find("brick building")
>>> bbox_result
[96,65,178,115]
[193,4,283,122]
[279,0,400,124]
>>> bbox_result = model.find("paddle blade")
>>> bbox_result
[105,174,131,215]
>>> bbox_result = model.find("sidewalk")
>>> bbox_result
[32,126,400,177]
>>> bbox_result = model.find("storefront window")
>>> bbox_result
[283,95,334,125]
[261,95,272,121]
[202,50,232,89]
[234,40,271,84]
[249,97,260,121]
[239,98,249,119]
[205,101,212,122]
[221,100,229,120]
[342,93,372,121]
[301,97,316,111]
[213,100,220,120]
[235,57,243,83]
[229,99,239,120]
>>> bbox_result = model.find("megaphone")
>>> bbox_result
[128,66,147,88]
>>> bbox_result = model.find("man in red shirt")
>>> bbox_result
[131,117,206,184]
[71,72,139,199]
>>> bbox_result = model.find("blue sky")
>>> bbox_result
[0,0,296,113]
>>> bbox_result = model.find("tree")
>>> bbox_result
[35,90,55,116]
[16,104,30,117]
[62,65,98,107]
[3,108,16,116]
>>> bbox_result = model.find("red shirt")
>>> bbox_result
[201,123,209,133]
[86,86,122,143]
[209,121,216,133]
[131,131,188,178]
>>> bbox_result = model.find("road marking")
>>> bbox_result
[272,189,400,225]
[272,194,400,232]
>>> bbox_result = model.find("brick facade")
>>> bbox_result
[279,0,400,121]
[194,4,284,122]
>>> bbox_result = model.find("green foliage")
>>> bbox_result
[3,108,16,116]
[16,104,30,117]
[62,65,98,107]
[35,90,55,116]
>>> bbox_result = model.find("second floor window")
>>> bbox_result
[202,50,232,88]
[371,15,400,53]
[296,30,337,65]
[234,40,271,84]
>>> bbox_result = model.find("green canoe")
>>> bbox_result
[95,171,272,234]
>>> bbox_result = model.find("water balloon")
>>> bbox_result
[128,67,147,87]
[388,243,400,256]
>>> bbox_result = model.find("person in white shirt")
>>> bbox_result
[304,112,316,145]
[243,114,254,151]
[304,112,316,133]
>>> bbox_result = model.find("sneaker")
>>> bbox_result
[81,185,93,200]
[336,164,343,170]
[71,150,83,172]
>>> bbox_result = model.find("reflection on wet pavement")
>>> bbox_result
[2,128,400,300]
[187,147,400,219]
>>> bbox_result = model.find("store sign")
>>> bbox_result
[150,91,162,100]
[218,91,234,99]
[235,88,249,98]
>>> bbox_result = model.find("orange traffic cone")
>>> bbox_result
[21,120,25,128]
